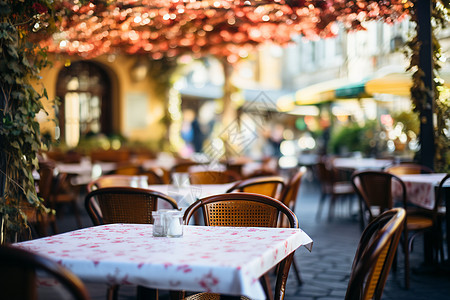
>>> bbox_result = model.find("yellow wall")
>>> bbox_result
[36,55,167,146]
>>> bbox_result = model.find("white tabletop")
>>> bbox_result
[150,183,236,209]
[333,158,392,170]
[15,224,313,299]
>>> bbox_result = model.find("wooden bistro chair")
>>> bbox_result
[189,170,239,185]
[87,174,150,192]
[351,170,439,289]
[85,187,178,226]
[183,192,298,300]
[385,163,434,175]
[312,161,355,221]
[141,167,168,184]
[84,187,178,300]
[279,167,306,285]
[30,160,82,237]
[226,176,285,199]
[0,245,90,300]
[188,170,240,225]
[345,208,405,300]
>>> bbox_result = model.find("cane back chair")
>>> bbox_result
[84,186,178,299]
[345,208,405,300]
[279,167,306,285]
[184,192,298,300]
[351,170,438,289]
[85,187,178,226]
[189,170,239,185]
[87,174,150,192]
[0,245,90,300]
[226,176,285,199]
[313,160,355,221]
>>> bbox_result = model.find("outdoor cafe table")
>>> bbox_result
[149,183,236,210]
[393,173,450,260]
[394,173,449,210]
[332,157,392,171]
[14,223,313,300]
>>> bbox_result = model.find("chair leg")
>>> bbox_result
[137,286,158,300]
[259,273,274,300]
[169,290,185,300]
[292,259,303,285]
[316,193,327,221]
[107,284,119,300]
[50,220,58,235]
[71,200,82,229]
[328,195,337,221]
[403,232,410,289]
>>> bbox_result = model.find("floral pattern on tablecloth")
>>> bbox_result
[15,224,313,300]
[392,173,448,210]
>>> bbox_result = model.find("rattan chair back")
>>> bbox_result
[189,170,239,184]
[110,164,142,175]
[279,168,305,228]
[170,161,204,173]
[37,160,56,203]
[184,192,297,300]
[85,187,178,225]
[351,171,405,230]
[141,167,167,184]
[385,163,434,175]
[0,245,90,300]
[87,174,149,192]
[226,176,285,199]
[345,208,405,300]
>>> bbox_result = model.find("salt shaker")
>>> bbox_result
[165,210,183,238]
[152,211,166,237]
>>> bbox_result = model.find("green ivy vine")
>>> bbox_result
[405,0,450,172]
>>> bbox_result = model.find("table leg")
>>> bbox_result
[220,295,240,300]
[137,286,158,300]
[445,187,449,261]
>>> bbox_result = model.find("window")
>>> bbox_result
[56,61,112,147]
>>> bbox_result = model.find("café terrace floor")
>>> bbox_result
[54,173,450,300]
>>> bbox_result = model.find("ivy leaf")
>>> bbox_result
[11,141,20,149]
[6,44,19,59]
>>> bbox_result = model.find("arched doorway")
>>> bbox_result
[56,61,113,147]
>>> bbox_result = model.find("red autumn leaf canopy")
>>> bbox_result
[39,0,413,61]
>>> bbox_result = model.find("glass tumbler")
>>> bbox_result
[152,211,166,237]
[165,210,184,238]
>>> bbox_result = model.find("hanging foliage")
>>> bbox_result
[0,0,87,242]
[36,0,413,62]
[405,0,449,172]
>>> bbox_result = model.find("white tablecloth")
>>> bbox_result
[150,183,236,209]
[394,173,449,210]
[15,224,313,299]
[333,158,392,170]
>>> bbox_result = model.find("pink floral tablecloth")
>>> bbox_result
[393,173,449,210]
[15,224,313,299]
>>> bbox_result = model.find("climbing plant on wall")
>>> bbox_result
[405,0,449,172]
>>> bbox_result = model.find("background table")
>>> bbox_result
[15,224,313,300]
[150,183,236,209]
[394,173,449,210]
[332,157,392,171]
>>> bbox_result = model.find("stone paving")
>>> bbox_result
[53,174,450,300]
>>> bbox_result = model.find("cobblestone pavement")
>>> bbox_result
[54,175,450,300]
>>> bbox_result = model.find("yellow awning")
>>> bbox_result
[365,72,450,96]
[295,79,347,105]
